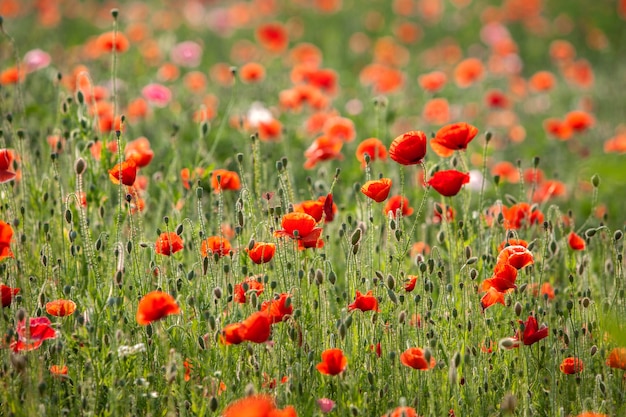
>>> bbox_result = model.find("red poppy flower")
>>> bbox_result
[304,135,344,169]
[239,62,266,83]
[136,291,180,325]
[361,178,392,203]
[45,299,77,317]
[418,71,447,93]
[518,315,549,346]
[246,242,276,264]
[454,57,484,88]
[606,347,626,370]
[233,276,264,304]
[382,406,420,417]
[296,227,324,250]
[220,322,246,345]
[273,212,318,240]
[503,203,544,229]
[323,116,356,143]
[155,232,184,256]
[261,293,293,323]
[240,311,272,343]
[211,169,241,193]
[201,236,232,257]
[294,199,325,222]
[427,170,470,197]
[480,262,518,292]
[0,220,14,260]
[222,394,296,417]
[497,245,534,270]
[430,122,479,157]
[389,131,427,165]
[124,136,154,168]
[96,31,130,53]
[529,71,556,92]
[568,231,586,251]
[560,357,584,374]
[256,22,289,53]
[404,275,418,292]
[356,138,387,167]
[565,110,595,133]
[400,347,435,370]
[50,365,69,376]
[544,118,573,141]
[316,348,348,376]
[0,149,17,183]
[108,159,137,186]
[0,284,19,307]
[383,195,414,218]
[480,287,505,310]
[497,238,528,252]
[348,290,379,312]
[11,317,57,352]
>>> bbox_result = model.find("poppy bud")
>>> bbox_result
[213,287,222,299]
[464,246,472,260]
[585,228,596,238]
[351,228,361,246]
[514,302,522,317]
[74,158,87,175]
[615,230,623,241]
[386,274,395,290]
[591,174,600,188]
[590,345,597,356]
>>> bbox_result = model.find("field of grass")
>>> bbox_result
[0,1,625,416]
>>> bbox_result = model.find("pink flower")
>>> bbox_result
[170,41,203,68]
[317,398,335,413]
[23,49,51,72]
[141,83,172,108]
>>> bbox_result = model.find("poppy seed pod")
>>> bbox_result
[74,158,86,175]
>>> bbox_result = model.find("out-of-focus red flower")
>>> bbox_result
[211,169,241,193]
[316,348,347,376]
[560,357,584,374]
[108,159,137,186]
[261,293,293,323]
[256,22,289,53]
[356,138,387,167]
[518,315,549,346]
[11,317,57,352]
[136,291,180,325]
[125,137,154,168]
[201,236,232,257]
[304,135,344,169]
[568,231,586,251]
[45,299,76,317]
[0,284,19,307]
[233,276,264,304]
[384,195,414,218]
[155,232,184,256]
[400,347,435,370]
[348,290,379,312]
[246,242,276,264]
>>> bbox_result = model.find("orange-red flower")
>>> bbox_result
[503,203,544,229]
[261,293,294,323]
[0,284,19,307]
[201,236,232,257]
[304,135,343,169]
[356,138,387,167]
[246,242,276,264]
[108,159,137,186]
[155,232,184,256]
[222,394,297,417]
[480,262,518,293]
[404,275,418,292]
[239,311,272,343]
[381,406,420,417]
[50,365,69,376]
[389,131,427,165]
[96,31,130,53]
[560,357,584,374]
[136,291,180,325]
[239,62,266,83]
[427,170,470,197]
[45,299,76,317]
[418,70,447,93]
[384,195,414,218]
[316,348,347,376]
[496,245,534,270]
[606,347,626,370]
[529,71,556,92]
[568,231,586,251]
[124,137,154,168]
[565,110,595,133]
[11,317,57,352]
[0,149,17,183]
[273,212,319,240]
[518,315,549,346]
[544,118,573,141]
[497,238,528,252]
[361,178,392,203]
[400,347,435,370]
[480,287,506,310]
[0,220,15,261]
[432,203,455,224]
[211,169,241,193]
[430,122,479,157]
[348,290,379,312]
[323,116,356,143]
[256,22,289,53]
[233,276,264,304]
[454,57,484,88]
